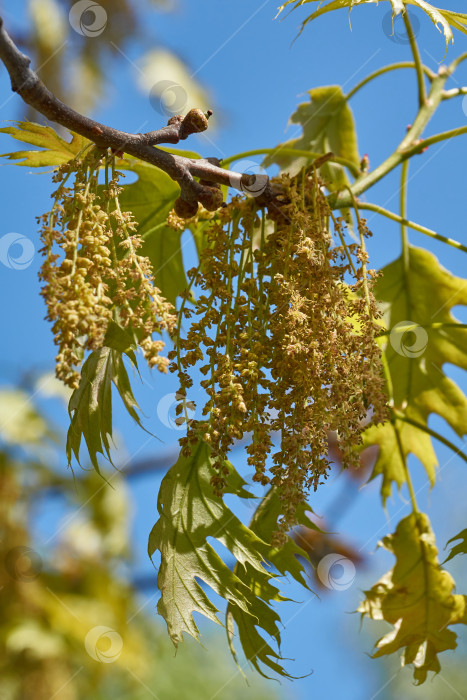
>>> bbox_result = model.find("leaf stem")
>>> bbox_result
[448,51,467,72]
[401,125,467,157]
[393,409,467,467]
[403,11,426,108]
[140,221,168,240]
[400,160,410,267]
[442,87,467,100]
[378,322,467,337]
[394,421,419,514]
[331,70,450,209]
[346,61,434,101]
[221,148,361,177]
[357,202,467,254]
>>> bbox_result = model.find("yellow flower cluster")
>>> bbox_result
[38,147,176,388]
[171,170,387,541]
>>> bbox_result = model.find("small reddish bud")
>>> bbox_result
[360,154,370,173]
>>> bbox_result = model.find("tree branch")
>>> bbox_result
[0,16,272,207]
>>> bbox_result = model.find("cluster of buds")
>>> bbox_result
[38,147,176,388]
[170,169,387,541]
[167,109,225,220]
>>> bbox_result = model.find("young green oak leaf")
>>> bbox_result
[277,0,467,52]
[263,86,359,191]
[363,246,467,502]
[148,439,274,644]
[444,529,467,564]
[117,160,188,306]
[66,323,145,472]
[358,512,467,684]
[226,488,320,679]
[0,121,90,167]
[149,438,316,677]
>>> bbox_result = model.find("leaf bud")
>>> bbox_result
[198,186,224,212]
[174,197,199,219]
[180,108,210,138]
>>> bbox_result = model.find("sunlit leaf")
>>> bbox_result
[363,246,467,502]
[444,529,467,564]
[149,439,271,641]
[359,512,467,684]
[277,0,467,50]
[149,438,315,678]
[226,488,319,678]
[118,160,188,305]
[0,121,90,167]
[29,0,67,50]
[263,86,359,191]
[66,323,145,472]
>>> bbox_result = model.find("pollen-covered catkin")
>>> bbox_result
[38,147,176,388]
[172,169,387,540]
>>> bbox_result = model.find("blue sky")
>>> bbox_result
[1,1,467,698]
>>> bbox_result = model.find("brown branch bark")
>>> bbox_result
[0,16,272,206]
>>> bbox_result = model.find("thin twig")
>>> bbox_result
[331,68,451,210]
[0,16,273,206]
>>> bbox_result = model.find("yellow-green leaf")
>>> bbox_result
[0,121,90,167]
[226,488,319,679]
[263,86,359,191]
[358,512,467,684]
[117,160,187,305]
[364,246,467,502]
[277,0,467,50]
[0,389,54,446]
[66,324,145,472]
[149,438,314,678]
[148,439,273,644]
[444,529,467,564]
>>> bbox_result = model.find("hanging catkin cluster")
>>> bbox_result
[38,147,176,388]
[170,169,387,541]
